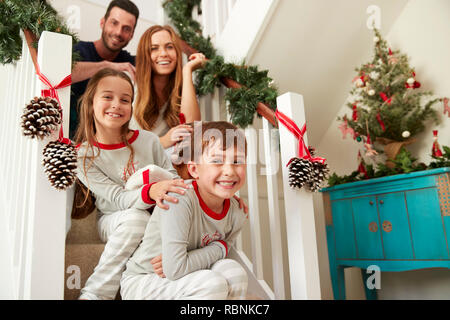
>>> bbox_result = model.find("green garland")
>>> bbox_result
[327,145,450,187]
[0,0,79,66]
[163,0,278,128]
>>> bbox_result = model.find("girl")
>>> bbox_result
[132,25,205,149]
[74,68,189,300]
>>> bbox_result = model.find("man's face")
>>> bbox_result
[100,7,136,53]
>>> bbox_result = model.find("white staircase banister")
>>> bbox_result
[277,92,322,299]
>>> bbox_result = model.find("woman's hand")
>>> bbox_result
[160,124,193,148]
[150,254,166,278]
[149,179,190,210]
[184,53,206,73]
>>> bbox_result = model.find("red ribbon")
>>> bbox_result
[352,104,358,121]
[379,92,392,105]
[36,65,72,143]
[376,112,386,131]
[275,110,326,165]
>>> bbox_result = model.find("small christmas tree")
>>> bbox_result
[338,28,440,166]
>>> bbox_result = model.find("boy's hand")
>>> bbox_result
[150,255,165,278]
[149,179,190,210]
[233,195,248,218]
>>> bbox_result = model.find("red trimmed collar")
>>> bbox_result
[92,130,139,150]
[192,181,230,220]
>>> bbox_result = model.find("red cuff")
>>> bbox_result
[141,182,157,205]
[216,240,228,257]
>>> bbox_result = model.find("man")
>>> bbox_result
[70,0,139,139]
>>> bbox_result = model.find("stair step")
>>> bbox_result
[64,243,105,300]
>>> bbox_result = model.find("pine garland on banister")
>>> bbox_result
[0,0,79,65]
[163,0,278,128]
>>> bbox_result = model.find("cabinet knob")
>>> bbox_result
[382,221,392,233]
[379,200,384,204]
[369,201,374,205]
[368,222,378,233]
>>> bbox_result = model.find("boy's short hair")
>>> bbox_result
[190,121,247,162]
[172,121,247,166]
[105,0,140,26]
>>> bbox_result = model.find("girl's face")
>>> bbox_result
[150,30,178,76]
[92,76,133,135]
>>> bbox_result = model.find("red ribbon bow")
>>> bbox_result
[379,92,392,105]
[36,65,72,143]
[275,110,326,165]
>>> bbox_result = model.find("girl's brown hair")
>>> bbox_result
[134,25,183,131]
[72,68,135,218]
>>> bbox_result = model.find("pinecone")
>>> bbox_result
[288,157,312,189]
[42,141,77,190]
[21,96,61,139]
[306,161,330,192]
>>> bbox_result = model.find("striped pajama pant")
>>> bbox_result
[79,208,150,300]
[120,259,248,300]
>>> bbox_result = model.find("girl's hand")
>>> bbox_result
[149,179,190,210]
[233,195,249,218]
[150,254,166,278]
[160,124,193,148]
[184,53,206,72]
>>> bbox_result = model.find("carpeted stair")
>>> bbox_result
[64,210,105,300]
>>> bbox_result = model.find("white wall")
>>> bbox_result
[317,0,450,299]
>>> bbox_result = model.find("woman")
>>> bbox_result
[133,25,205,149]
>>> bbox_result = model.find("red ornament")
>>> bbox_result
[357,151,369,178]
[432,130,443,157]
[443,98,450,118]
[352,104,358,121]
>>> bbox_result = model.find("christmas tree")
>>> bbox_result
[338,28,441,166]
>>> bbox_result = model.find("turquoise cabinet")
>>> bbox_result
[322,167,450,300]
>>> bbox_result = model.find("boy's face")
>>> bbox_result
[188,140,246,205]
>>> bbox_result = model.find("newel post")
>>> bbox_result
[25,31,72,299]
[277,92,321,299]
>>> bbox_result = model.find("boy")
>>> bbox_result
[120,121,248,299]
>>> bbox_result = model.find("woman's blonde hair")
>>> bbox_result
[134,25,183,131]
[72,68,135,216]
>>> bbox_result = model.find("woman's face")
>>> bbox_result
[150,30,177,76]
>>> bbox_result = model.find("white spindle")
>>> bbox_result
[262,119,285,299]
[277,92,321,299]
[244,128,264,280]
[211,87,221,121]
